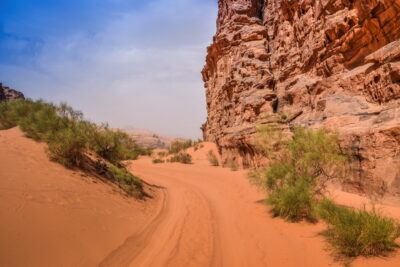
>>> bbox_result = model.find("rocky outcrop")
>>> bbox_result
[0,83,25,101]
[121,126,187,149]
[202,0,400,196]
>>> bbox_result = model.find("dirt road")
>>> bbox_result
[2,130,399,267]
[101,146,335,267]
[101,144,400,267]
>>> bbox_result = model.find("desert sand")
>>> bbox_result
[1,128,400,267]
[0,128,160,267]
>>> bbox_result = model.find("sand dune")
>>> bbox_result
[1,129,399,267]
[0,128,160,267]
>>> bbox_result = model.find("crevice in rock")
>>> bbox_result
[272,98,279,113]
[256,0,265,20]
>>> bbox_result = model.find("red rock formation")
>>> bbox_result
[202,0,400,196]
[0,83,25,101]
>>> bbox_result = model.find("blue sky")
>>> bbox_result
[0,0,217,138]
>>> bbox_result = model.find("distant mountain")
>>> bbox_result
[121,126,187,149]
[0,83,25,102]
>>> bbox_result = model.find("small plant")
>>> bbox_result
[152,159,165,164]
[170,152,192,164]
[277,111,289,120]
[168,140,193,154]
[207,150,219,166]
[267,179,317,222]
[107,164,143,197]
[229,161,238,171]
[318,199,400,257]
[193,139,204,151]
[47,127,88,168]
[158,151,167,158]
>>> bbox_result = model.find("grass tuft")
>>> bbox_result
[267,179,317,222]
[207,150,219,166]
[168,140,193,154]
[318,199,400,257]
[152,159,165,164]
[107,165,143,198]
[170,152,192,164]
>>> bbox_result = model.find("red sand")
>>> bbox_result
[0,128,160,267]
[1,129,399,266]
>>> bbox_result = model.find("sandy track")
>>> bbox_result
[105,143,400,267]
[2,129,400,267]
[111,156,331,266]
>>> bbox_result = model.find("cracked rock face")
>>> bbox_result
[202,0,400,196]
[0,83,25,102]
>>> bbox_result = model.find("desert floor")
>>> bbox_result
[1,128,400,267]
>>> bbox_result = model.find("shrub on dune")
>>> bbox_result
[170,152,192,164]
[107,165,143,198]
[0,99,148,197]
[152,159,165,164]
[207,150,219,166]
[168,140,193,154]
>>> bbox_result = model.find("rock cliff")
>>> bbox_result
[122,126,188,149]
[202,0,400,196]
[0,83,25,101]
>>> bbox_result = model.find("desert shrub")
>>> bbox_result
[158,151,167,158]
[0,99,149,164]
[107,164,143,197]
[152,159,165,164]
[0,99,147,197]
[318,199,400,257]
[193,139,203,151]
[207,150,219,166]
[169,140,193,154]
[229,161,239,171]
[87,127,147,164]
[47,127,88,168]
[170,152,192,164]
[267,179,317,222]
[250,126,346,221]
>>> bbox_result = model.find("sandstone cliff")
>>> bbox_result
[202,0,400,196]
[0,83,25,101]
[122,126,188,149]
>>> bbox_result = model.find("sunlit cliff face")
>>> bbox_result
[202,0,400,196]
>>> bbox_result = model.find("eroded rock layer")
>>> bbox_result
[202,0,400,196]
[0,83,25,102]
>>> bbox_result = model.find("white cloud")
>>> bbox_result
[1,0,217,138]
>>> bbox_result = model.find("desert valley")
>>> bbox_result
[1,0,400,267]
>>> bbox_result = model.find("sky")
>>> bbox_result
[0,0,218,138]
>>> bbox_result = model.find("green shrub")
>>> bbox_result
[193,139,203,151]
[251,126,346,221]
[318,199,400,257]
[207,150,219,166]
[152,159,165,164]
[47,127,88,168]
[107,165,143,197]
[170,152,192,164]
[169,140,193,154]
[158,151,167,158]
[0,99,147,197]
[87,127,147,164]
[229,161,238,171]
[267,179,317,222]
